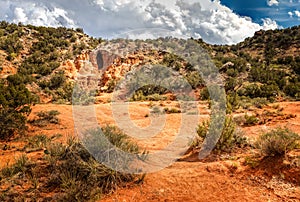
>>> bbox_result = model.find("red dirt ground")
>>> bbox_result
[1,101,299,201]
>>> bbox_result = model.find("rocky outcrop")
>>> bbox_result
[90,50,164,92]
[62,51,91,80]
[62,49,172,93]
[99,54,145,91]
[61,60,77,79]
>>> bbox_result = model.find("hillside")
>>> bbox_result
[0,21,102,103]
[0,22,300,107]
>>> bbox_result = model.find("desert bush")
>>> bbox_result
[200,87,210,100]
[226,93,240,113]
[251,97,269,108]
[131,92,167,102]
[24,134,59,152]
[193,116,247,153]
[30,110,60,127]
[0,154,29,178]
[185,71,204,89]
[105,79,117,93]
[46,126,146,201]
[161,52,183,71]
[147,93,167,101]
[0,126,146,201]
[244,114,259,126]
[0,35,23,55]
[52,82,74,103]
[164,107,181,114]
[256,127,300,157]
[0,81,33,140]
[284,82,300,98]
[48,71,67,90]
[72,85,96,105]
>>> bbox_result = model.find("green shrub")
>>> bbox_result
[256,127,300,157]
[46,126,146,201]
[161,52,183,71]
[30,110,60,127]
[147,93,167,101]
[164,107,181,114]
[185,71,204,89]
[200,87,210,100]
[193,116,247,153]
[1,154,29,178]
[244,114,259,126]
[24,134,55,151]
[48,71,66,90]
[251,97,269,108]
[284,82,300,98]
[0,82,33,140]
[0,126,145,201]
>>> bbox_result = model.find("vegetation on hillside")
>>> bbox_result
[1,22,300,107]
[0,21,102,103]
[204,26,300,111]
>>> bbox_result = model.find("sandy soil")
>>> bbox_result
[1,101,299,201]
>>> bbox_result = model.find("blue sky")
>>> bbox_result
[0,0,299,44]
[221,0,300,28]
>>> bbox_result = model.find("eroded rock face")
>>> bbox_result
[89,49,165,92]
[61,60,77,79]
[75,52,90,71]
[62,51,91,80]
[98,54,145,91]
[63,48,168,93]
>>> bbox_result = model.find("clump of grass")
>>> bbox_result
[23,134,62,153]
[1,154,30,178]
[30,110,60,127]
[192,116,248,153]
[45,125,146,201]
[0,126,146,201]
[244,114,259,126]
[251,97,269,109]
[255,127,300,157]
[244,156,260,168]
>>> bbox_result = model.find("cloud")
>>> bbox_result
[262,18,280,29]
[0,1,76,28]
[288,10,300,18]
[0,0,279,45]
[267,0,279,6]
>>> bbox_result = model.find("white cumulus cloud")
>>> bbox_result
[0,1,76,28]
[267,0,279,6]
[262,18,280,30]
[0,0,279,45]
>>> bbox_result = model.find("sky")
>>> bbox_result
[0,0,299,44]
